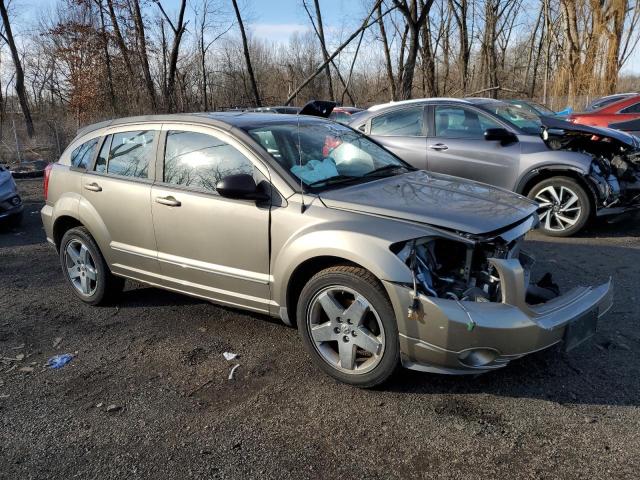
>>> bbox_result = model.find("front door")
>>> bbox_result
[426,105,520,189]
[150,125,272,313]
[367,104,427,169]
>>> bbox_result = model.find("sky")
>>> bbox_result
[13,0,640,74]
[23,0,364,45]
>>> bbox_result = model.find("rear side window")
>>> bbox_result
[370,107,424,136]
[106,131,156,178]
[70,138,99,169]
[163,130,254,192]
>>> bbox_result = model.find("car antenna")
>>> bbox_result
[297,108,306,214]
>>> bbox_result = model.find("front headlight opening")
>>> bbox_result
[396,237,506,303]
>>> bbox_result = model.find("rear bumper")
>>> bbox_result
[384,258,613,374]
[0,193,23,220]
[41,204,55,245]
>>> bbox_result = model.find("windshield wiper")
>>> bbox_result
[363,164,410,177]
[306,174,361,188]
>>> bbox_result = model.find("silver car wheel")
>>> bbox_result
[534,185,582,232]
[307,286,385,374]
[64,239,98,296]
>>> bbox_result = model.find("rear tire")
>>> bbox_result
[297,265,399,388]
[528,176,591,237]
[59,227,124,305]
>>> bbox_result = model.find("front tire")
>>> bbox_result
[59,227,124,305]
[297,265,399,388]
[528,177,591,237]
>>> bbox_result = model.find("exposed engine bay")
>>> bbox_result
[541,117,640,208]
[395,225,559,307]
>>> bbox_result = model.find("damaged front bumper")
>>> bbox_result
[384,258,613,374]
[589,165,640,217]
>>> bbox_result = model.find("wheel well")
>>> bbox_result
[53,216,83,250]
[286,256,360,327]
[520,170,597,208]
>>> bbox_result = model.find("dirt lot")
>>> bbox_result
[1,178,639,479]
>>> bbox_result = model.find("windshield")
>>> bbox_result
[244,121,412,189]
[482,103,541,135]
[528,102,555,115]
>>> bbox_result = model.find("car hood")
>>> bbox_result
[319,170,538,235]
[540,115,639,151]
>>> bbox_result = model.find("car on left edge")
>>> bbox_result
[0,164,23,227]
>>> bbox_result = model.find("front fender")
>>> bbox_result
[515,156,591,194]
[270,205,434,310]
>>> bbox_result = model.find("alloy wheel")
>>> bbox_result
[64,239,98,296]
[306,286,385,374]
[534,185,582,232]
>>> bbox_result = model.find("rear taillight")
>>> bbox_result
[43,163,54,201]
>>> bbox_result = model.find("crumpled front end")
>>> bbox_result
[542,119,640,215]
[384,215,614,374]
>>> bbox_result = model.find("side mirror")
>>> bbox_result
[216,174,269,202]
[484,128,518,145]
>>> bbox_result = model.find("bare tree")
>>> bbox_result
[285,0,392,105]
[105,0,134,79]
[231,0,261,107]
[393,0,435,100]
[154,0,188,111]
[130,0,157,110]
[449,0,472,94]
[94,0,116,112]
[377,2,397,100]
[193,0,230,111]
[0,0,34,137]
[310,0,334,100]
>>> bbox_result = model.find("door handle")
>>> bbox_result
[84,182,102,192]
[429,143,449,151]
[155,196,181,207]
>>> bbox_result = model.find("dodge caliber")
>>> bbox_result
[41,113,613,387]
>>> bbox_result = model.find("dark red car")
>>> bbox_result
[568,94,640,129]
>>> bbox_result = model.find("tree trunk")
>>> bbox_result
[393,0,435,100]
[231,0,261,107]
[97,0,116,112]
[105,0,134,79]
[158,0,187,111]
[421,18,437,96]
[0,0,34,137]
[131,0,157,110]
[604,0,625,93]
[377,3,397,100]
[312,0,334,101]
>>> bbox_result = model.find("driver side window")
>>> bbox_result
[434,106,501,138]
[163,130,254,192]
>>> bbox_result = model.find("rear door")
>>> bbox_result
[80,126,160,281]
[426,104,520,189]
[150,124,271,313]
[365,105,427,169]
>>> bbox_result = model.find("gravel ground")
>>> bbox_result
[1,178,639,479]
